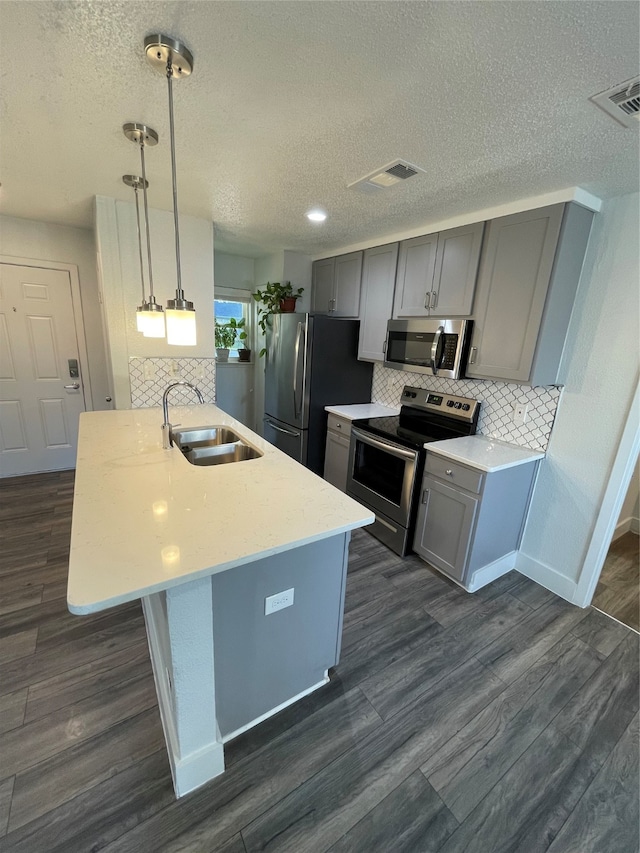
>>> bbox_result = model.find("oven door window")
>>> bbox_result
[352,438,408,506]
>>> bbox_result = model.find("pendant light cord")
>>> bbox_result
[166,56,184,300]
[133,185,146,304]
[138,141,156,301]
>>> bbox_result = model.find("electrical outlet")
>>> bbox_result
[195,363,206,380]
[265,588,294,615]
[143,361,155,381]
[513,402,529,425]
[169,360,180,377]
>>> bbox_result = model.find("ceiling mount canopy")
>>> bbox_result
[123,123,165,338]
[144,34,197,347]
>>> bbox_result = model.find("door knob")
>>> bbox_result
[64,383,80,390]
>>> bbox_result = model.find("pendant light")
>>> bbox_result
[122,174,150,333]
[144,34,197,347]
[123,123,165,338]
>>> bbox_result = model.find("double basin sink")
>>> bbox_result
[170,426,262,467]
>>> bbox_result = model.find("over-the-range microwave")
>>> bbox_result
[384,318,473,379]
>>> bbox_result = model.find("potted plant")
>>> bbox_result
[253,282,304,356]
[228,317,251,361]
[214,320,236,362]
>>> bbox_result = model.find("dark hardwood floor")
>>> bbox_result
[1,469,638,853]
[593,531,639,632]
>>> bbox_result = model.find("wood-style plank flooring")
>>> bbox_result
[593,531,639,631]
[1,470,638,852]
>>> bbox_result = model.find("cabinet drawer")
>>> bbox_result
[327,414,351,435]
[425,454,483,494]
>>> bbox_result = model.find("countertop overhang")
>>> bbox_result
[67,405,374,615]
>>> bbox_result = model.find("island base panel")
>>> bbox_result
[212,533,350,739]
[141,532,350,797]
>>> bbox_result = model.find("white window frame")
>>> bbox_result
[214,287,253,360]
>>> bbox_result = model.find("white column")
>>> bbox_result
[142,575,225,797]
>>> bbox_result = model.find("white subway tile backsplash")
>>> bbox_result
[129,358,216,408]
[372,364,561,452]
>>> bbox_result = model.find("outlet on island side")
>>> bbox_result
[265,587,295,615]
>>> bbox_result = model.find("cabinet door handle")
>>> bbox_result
[445,469,453,476]
[424,291,430,310]
[430,290,438,309]
[335,423,341,429]
[421,489,430,504]
[468,346,478,364]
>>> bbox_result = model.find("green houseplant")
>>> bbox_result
[253,282,304,356]
[215,317,250,362]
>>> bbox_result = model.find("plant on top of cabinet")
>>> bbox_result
[466,202,594,386]
[253,282,304,356]
[312,251,363,318]
[393,222,485,319]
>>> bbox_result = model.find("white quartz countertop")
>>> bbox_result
[68,405,374,615]
[324,403,400,420]
[426,435,545,472]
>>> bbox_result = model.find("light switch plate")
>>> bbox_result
[265,588,294,615]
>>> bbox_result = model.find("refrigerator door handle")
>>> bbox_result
[293,321,304,418]
[264,417,301,437]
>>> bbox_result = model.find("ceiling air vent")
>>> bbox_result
[590,76,640,128]
[348,159,426,192]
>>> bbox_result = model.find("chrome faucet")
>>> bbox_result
[161,381,205,449]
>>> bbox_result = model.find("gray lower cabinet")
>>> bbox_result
[413,454,539,590]
[358,242,399,362]
[324,414,352,492]
[467,202,594,385]
[312,252,363,317]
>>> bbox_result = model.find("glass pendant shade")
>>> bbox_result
[166,307,197,346]
[141,309,166,338]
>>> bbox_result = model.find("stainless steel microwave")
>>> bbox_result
[385,318,472,379]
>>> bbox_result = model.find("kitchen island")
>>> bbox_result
[67,404,373,797]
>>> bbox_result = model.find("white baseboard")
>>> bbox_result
[173,741,225,798]
[467,552,518,592]
[516,552,579,605]
[612,515,640,540]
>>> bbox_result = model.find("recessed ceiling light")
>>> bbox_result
[306,209,327,222]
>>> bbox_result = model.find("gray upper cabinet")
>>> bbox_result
[312,251,363,317]
[311,257,335,315]
[392,233,438,316]
[467,202,594,385]
[392,222,484,318]
[357,242,399,362]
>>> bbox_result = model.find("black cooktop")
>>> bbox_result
[352,387,480,451]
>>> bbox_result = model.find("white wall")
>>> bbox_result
[95,197,214,409]
[214,252,256,428]
[615,452,640,538]
[214,252,254,291]
[518,192,640,597]
[0,214,110,410]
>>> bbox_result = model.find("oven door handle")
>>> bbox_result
[430,325,444,375]
[351,427,418,461]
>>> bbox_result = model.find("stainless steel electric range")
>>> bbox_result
[346,385,480,556]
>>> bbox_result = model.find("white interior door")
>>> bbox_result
[0,263,86,476]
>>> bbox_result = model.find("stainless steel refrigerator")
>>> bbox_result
[263,314,373,475]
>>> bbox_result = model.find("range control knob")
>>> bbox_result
[462,403,470,411]
[454,402,462,409]
[446,400,455,407]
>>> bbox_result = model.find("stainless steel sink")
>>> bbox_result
[171,426,242,448]
[170,425,262,467]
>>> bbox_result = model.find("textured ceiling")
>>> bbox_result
[0,1,638,257]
